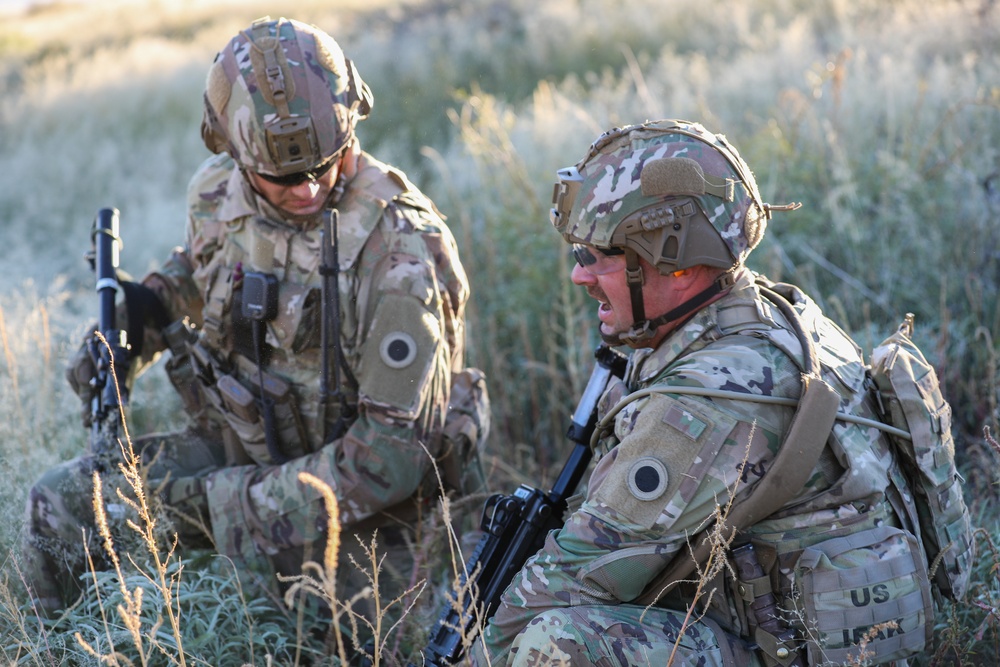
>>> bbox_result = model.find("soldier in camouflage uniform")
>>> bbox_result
[22,17,488,631]
[472,120,935,666]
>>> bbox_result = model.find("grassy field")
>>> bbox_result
[1,0,1000,664]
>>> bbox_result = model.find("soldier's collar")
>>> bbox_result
[633,267,756,384]
[217,167,259,223]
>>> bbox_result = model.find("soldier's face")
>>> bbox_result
[572,246,704,348]
[247,160,341,217]
[571,247,633,343]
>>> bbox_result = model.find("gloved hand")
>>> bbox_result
[441,368,491,495]
[159,474,214,548]
[65,325,100,427]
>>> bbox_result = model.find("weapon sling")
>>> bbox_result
[319,209,357,442]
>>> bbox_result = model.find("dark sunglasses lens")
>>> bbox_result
[573,245,597,267]
[573,245,624,267]
[256,156,337,187]
[259,171,309,186]
[309,157,336,180]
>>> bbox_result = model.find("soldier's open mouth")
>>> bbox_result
[598,301,614,324]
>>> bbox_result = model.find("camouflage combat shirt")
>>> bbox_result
[479,268,914,664]
[140,150,469,564]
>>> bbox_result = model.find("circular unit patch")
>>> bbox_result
[379,331,418,369]
[627,457,668,501]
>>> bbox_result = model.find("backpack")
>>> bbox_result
[869,313,974,602]
[630,293,966,664]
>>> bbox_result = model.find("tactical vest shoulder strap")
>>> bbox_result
[333,161,409,270]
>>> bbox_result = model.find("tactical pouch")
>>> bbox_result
[870,314,974,602]
[216,371,308,465]
[163,318,207,426]
[214,372,268,464]
[249,371,309,459]
[791,524,932,664]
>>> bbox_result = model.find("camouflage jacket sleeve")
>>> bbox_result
[478,336,801,665]
[202,162,470,564]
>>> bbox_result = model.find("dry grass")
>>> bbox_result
[1,0,999,664]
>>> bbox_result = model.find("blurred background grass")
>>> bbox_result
[1,0,999,663]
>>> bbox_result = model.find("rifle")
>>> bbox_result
[319,209,356,442]
[417,345,628,666]
[86,207,130,459]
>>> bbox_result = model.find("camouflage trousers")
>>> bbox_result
[501,604,761,667]
[20,427,417,627]
[20,427,225,613]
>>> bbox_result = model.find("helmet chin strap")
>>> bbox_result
[616,249,735,346]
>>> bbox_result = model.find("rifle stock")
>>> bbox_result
[417,345,627,666]
[88,207,130,459]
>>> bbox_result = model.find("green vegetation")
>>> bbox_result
[1,0,999,664]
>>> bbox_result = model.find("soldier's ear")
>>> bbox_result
[663,265,713,292]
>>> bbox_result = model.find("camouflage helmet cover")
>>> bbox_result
[550,119,775,273]
[201,16,373,177]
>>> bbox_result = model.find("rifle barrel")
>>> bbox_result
[94,207,120,333]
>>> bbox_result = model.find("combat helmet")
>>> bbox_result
[550,119,799,344]
[200,16,373,179]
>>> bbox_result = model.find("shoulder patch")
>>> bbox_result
[357,292,440,417]
[594,392,739,530]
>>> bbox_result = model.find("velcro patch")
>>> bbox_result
[662,403,708,440]
[358,293,439,416]
[594,392,738,530]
